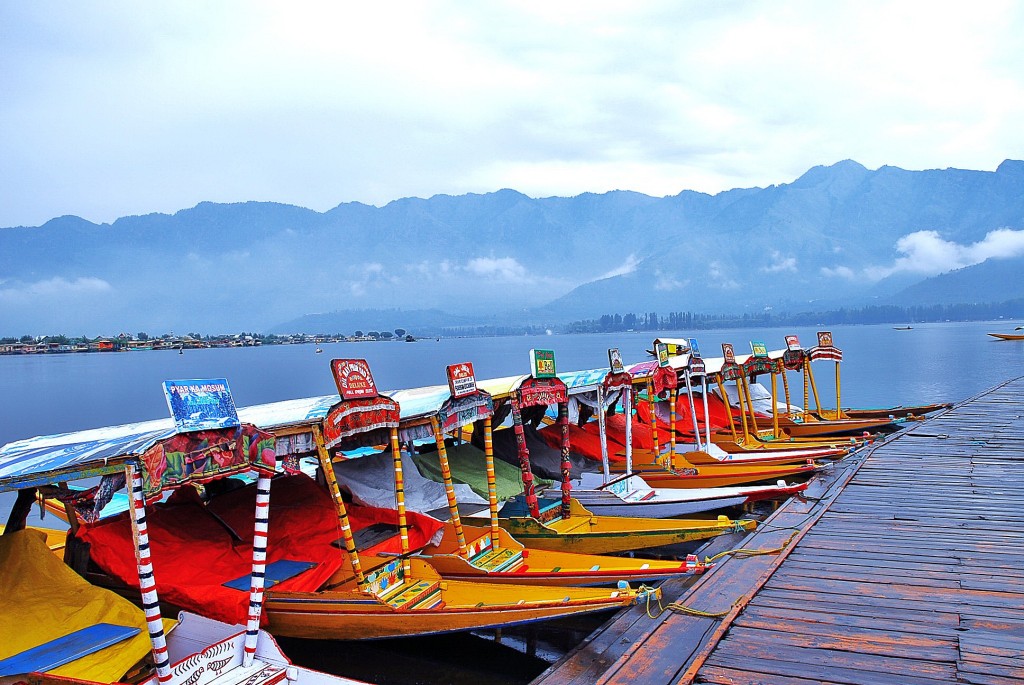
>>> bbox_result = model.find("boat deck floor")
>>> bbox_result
[533,376,1024,685]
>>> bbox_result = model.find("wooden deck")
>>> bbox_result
[534,377,1024,685]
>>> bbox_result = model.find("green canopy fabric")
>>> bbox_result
[411,441,551,503]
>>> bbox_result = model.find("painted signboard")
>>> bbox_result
[330,358,379,400]
[162,378,240,433]
[656,343,671,367]
[447,362,478,398]
[785,334,802,351]
[530,349,557,379]
[608,348,624,375]
[750,340,768,358]
[688,338,701,359]
[817,331,834,347]
[722,343,736,365]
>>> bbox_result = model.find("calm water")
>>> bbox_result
[2,320,1023,447]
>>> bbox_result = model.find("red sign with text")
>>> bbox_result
[330,358,379,400]
[447,362,478,398]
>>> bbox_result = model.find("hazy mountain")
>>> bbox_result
[887,255,1024,306]
[2,159,1023,335]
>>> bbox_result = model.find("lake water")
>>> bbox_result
[2,320,1022,448]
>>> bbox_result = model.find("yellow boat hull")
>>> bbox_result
[491,499,754,555]
[264,558,650,640]
[422,524,698,585]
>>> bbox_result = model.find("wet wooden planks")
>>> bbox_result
[534,376,1024,685]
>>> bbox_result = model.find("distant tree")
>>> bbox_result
[367,331,380,340]
[394,328,406,337]
[354,330,364,337]
[20,335,34,343]
[381,331,394,340]
[137,332,149,341]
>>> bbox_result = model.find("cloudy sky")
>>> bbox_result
[1,1,1023,228]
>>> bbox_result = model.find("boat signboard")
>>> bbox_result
[722,343,736,364]
[750,340,768,358]
[530,349,557,379]
[330,358,379,400]
[162,378,239,433]
[608,348,625,375]
[817,331,834,347]
[688,338,701,359]
[785,334,801,351]
[447,362,478,398]
[656,343,671,367]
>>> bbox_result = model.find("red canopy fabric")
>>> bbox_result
[77,475,442,625]
[537,423,626,463]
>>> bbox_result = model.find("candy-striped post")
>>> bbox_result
[243,473,272,667]
[510,397,539,518]
[622,385,633,474]
[557,401,571,520]
[430,416,467,556]
[389,428,412,578]
[596,384,610,482]
[313,426,366,588]
[483,417,501,549]
[125,464,171,683]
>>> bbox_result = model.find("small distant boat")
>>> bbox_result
[315,346,323,353]
[405,335,416,342]
[988,332,1024,341]
[893,326,913,330]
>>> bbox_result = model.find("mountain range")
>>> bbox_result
[2,159,1023,336]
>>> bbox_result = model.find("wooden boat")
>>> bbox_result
[841,402,952,420]
[0,391,367,685]
[540,473,807,518]
[479,497,755,554]
[988,332,1024,340]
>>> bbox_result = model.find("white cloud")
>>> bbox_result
[465,256,530,282]
[654,270,687,291]
[761,251,797,274]
[599,254,640,279]
[707,261,740,290]
[863,228,1024,280]
[820,265,856,279]
[0,276,112,302]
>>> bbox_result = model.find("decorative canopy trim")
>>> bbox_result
[517,377,568,408]
[322,396,400,452]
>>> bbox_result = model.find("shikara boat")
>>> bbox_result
[987,332,1024,340]
[0,386,367,685]
[841,402,952,420]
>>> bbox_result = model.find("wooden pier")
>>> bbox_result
[534,376,1024,685]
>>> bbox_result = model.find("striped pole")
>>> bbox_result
[738,374,755,444]
[622,385,633,474]
[557,401,571,520]
[596,384,610,483]
[430,416,467,556]
[835,360,842,418]
[647,380,661,470]
[510,397,539,518]
[771,371,780,439]
[781,367,793,419]
[313,426,366,588]
[717,375,739,442]
[683,369,703,451]
[701,374,712,447]
[483,418,500,549]
[668,387,678,463]
[803,359,811,416]
[806,359,823,414]
[125,464,172,684]
[389,428,412,578]
[243,473,272,667]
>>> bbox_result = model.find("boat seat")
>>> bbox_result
[379,578,444,611]
[222,559,316,591]
[0,623,139,677]
[469,546,524,573]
